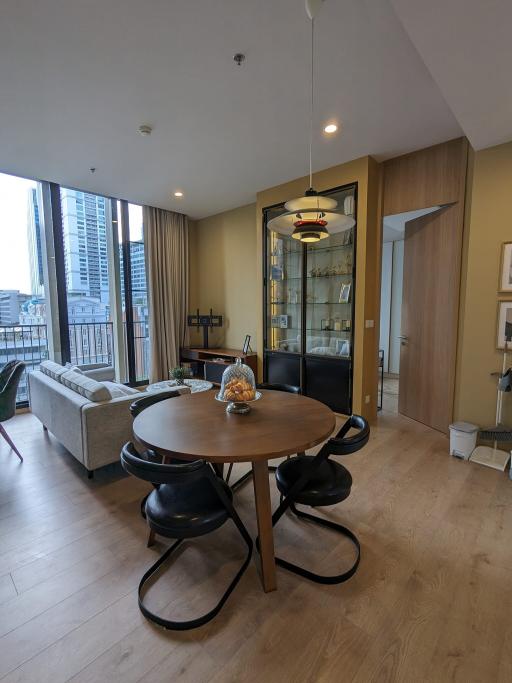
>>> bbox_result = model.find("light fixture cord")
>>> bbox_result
[309,16,314,189]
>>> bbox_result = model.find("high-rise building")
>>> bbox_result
[0,290,32,325]
[120,239,147,295]
[60,189,109,303]
[27,188,44,297]
[130,240,147,293]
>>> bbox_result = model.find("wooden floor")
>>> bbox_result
[0,409,511,682]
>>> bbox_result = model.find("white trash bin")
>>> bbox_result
[449,422,478,460]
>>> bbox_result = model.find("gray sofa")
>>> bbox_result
[28,361,188,475]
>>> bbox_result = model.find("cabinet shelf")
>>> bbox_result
[306,273,353,280]
[268,301,349,306]
[306,243,353,254]
[271,273,353,282]
[306,328,351,333]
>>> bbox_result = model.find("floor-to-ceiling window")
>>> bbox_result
[118,201,150,384]
[60,187,114,369]
[0,173,151,404]
[0,172,48,402]
[128,204,149,381]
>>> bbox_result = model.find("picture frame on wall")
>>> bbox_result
[496,300,512,349]
[499,242,512,292]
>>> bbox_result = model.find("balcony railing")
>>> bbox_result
[0,324,48,404]
[122,320,151,383]
[68,322,114,367]
[0,322,117,404]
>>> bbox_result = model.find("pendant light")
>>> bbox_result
[268,0,355,243]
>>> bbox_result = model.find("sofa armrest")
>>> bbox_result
[81,394,137,470]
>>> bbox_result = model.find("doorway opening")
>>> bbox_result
[378,206,440,415]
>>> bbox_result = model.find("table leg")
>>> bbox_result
[252,459,277,592]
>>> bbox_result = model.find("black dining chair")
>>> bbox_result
[130,390,182,518]
[225,382,302,491]
[129,390,182,419]
[0,361,25,462]
[260,414,369,584]
[121,442,253,631]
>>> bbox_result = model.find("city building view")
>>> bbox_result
[0,173,149,401]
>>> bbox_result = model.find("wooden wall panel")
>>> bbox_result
[383,138,468,215]
[383,137,469,432]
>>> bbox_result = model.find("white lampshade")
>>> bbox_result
[284,194,337,212]
[268,207,355,237]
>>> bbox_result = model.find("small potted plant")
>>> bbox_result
[170,366,186,385]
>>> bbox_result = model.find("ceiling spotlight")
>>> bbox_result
[233,53,246,66]
[324,123,338,134]
[174,191,183,197]
[138,125,152,136]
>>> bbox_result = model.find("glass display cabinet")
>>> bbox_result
[263,183,356,414]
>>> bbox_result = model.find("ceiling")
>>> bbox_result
[0,1,503,218]
[390,0,512,151]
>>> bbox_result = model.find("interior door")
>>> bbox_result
[398,205,461,432]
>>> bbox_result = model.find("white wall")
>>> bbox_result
[379,239,404,375]
[379,242,393,372]
[389,240,404,374]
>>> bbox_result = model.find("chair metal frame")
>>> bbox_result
[121,443,253,631]
[0,361,26,462]
[257,414,369,584]
[130,390,182,517]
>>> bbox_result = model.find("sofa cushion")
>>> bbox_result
[39,360,68,382]
[61,369,111,402]
[80,364,116,382]
[101,381,139,399]
[65,363,84,374]
[66,363,83,375]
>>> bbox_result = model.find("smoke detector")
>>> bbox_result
[138,125,152,137]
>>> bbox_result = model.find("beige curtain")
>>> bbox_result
[144,206,189,382]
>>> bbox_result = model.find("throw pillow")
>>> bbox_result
[101,381,139,398]
[60,369,111,402]
[39,360,68,382]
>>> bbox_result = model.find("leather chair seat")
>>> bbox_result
[145,477,233,539]
[276,455,352,507]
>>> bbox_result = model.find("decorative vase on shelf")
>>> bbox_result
[216,358,259,414]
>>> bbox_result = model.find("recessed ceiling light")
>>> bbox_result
[324,123,338,134]
[138,125,152,136]
[174,191,183,197]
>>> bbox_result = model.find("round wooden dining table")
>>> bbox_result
[132,389,336,592]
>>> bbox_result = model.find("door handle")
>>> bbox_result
[398,335,408,340]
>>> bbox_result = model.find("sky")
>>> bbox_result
[0,172,36,293]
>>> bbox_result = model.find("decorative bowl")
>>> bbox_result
[215,390,262,414]
[216,357,258,414]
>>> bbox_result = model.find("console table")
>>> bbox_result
[180,347,258,384]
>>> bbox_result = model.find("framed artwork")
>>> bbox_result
[339,283,351,304]
[496,301,512,349]
[499,242,512,292]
